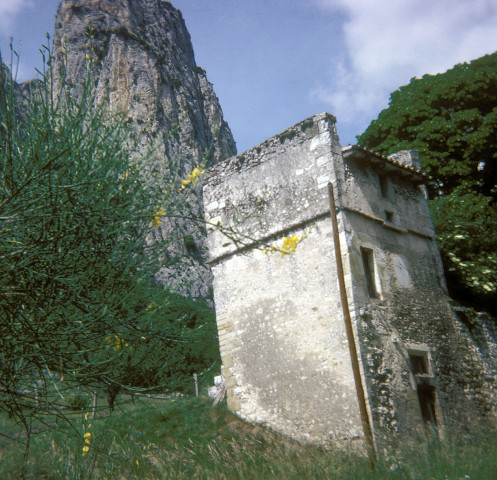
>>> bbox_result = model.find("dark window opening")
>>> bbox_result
[385,210,394,223]
[409,353,429,375]
[379,174,389,198]
[417,383,438,426]
[360,247,378,298]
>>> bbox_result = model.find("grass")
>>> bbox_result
[1,395,496,479]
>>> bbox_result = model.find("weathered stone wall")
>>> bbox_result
[337,147,497,446]
[204,112,497,448]
[204,113,364,445]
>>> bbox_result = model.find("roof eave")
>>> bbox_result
[342,145,427,184]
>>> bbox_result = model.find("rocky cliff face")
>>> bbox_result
[53,0,236,165]
[51,0,237,299]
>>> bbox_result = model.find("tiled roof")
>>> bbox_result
[342,144,428,182]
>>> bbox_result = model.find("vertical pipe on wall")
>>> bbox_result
[328,182,375,460]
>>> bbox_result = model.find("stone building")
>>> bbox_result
[203,112,497,450]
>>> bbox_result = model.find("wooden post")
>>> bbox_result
[90,391,97,419]
[328,182,376,464]
[34,381,39,407]
[213,385,226,406]
[193,373,199,397]
[60,356,64,383]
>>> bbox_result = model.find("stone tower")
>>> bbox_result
[203,113,497,449]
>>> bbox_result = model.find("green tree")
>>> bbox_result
[101,292,220,401]
[0,47,219,427]
[357,52,497,312]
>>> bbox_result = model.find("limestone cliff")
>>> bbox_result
[53,0,235,165]
[51,0,237,299]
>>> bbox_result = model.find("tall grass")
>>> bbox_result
[0,396,495,479]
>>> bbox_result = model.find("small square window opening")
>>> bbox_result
[409,352,429,375]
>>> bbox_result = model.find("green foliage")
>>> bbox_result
[431,190,497,300]
[0,46,219,424]
[278,130,297,144]
[194,66,207,76]
[104,291,220,395]
[1,397,496,479]
[300,119,314,132]
[167,76,181,90]
[67,392,89,411]
[357,52,497,199]
[358,52,497,311]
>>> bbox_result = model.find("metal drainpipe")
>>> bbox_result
[327,182,375,461]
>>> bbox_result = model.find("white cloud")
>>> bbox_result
[311,0,497,135]
[0,0,33,35]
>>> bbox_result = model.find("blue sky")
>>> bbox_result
[1,0,497,153]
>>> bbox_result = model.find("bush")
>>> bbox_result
[0,44,218,423]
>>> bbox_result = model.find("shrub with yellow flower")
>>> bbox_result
[181,165,206,190]
[263,232,308,257]
[82,431,91,455]
[151,208,165,228]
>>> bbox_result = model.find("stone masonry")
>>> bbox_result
[203,112,497,449]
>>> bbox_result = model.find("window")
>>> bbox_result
[409,352,429,375]
[385,210,394,223]
[360,247,378,298]
[379,174,389,198]
[417,384,438,426]
[408,346,440,427]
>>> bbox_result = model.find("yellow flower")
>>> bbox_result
[82,431,91,455]
[118,170,130,181]
[264,234,304,257]
[146,302,157,314]
[280,235,300,256]
[151,208,165,227]
[181,165,206,189]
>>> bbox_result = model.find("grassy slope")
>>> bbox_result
[1,396,496,479]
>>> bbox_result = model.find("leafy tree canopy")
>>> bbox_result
[357,52,497,313]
